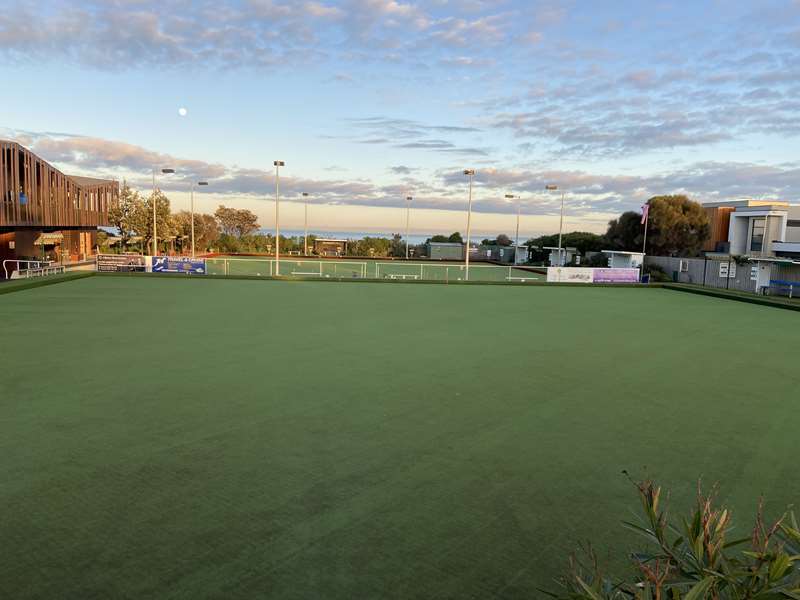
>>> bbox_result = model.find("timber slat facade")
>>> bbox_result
[1,140,118,228]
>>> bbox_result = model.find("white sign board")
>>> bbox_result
[547,267,594,283]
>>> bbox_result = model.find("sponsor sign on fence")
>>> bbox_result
[151,256,206,275]
[547,267,640,284]
[97,254,147,272]
[546,267,594,283]
[592,268,639,283]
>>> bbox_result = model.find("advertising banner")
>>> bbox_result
[546,267,594,283]
[151,256,206,275]
[592,268,639,283]
[97,254,147,272]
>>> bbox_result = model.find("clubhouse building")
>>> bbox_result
[0,141,118,275]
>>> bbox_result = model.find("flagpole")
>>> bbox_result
[642,206,649,255]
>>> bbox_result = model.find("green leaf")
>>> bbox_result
[684,576,716,600]
[575,575,604,600]
[769,552,791,581]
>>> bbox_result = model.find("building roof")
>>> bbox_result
[703,199,791,208]
[602,250,645,256]
[67,175,117,187]
[314,238,348,243]
[427,242,463,247]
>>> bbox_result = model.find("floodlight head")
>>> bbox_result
[198,181,209,186]
[162,168,175,174]
[505,194,516,199]
[302,192,309,197]
[463,169,475,176]
[406,196,413,201]
[545,184,558,191]
[274,160,285,167]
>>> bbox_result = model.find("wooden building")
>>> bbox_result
[0,140,118,274]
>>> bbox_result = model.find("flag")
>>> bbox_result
[641,203,649,225]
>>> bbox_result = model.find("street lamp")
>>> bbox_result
[152,167,175,256]
[505,193,521,263]
[302,192,310,256]
[545,184,565,266]
[405,196,413,260]
[191,181,208,258]
[464,169,475,280]
[274,161,285,275]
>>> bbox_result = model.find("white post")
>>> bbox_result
[464,170,475,281]
[274,161,284,275]
[515,198,521,251]
[557,190,565,266]
[152,168,157,256]
[405,196,412,260]
[304,195,309,256]
[190,182,196,258]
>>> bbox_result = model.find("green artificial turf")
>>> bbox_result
[1,276,798,599]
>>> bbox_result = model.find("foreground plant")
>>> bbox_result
[548,478,800,599]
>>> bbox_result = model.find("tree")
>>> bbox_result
[605,211,643,252]
[552,478,800,599]
[448,232,463,244]
[129,190,172,254]
[526,232,607,261]
[107,181,141,252]
[214,205,259,237]
[172,211,220,254]
[646,195,710,257]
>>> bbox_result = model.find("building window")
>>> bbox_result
[750,217,765,252]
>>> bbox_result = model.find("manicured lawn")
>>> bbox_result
[1,275,798,599]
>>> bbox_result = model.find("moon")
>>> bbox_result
[178,107,188,117]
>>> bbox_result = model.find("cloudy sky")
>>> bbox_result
[2,0,800,237]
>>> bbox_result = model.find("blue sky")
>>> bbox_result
[2,0,800,236]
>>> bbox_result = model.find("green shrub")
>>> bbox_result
[548,478,800,599]
[644,264,672,282]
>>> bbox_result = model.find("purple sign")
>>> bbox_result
[592,268,639,283]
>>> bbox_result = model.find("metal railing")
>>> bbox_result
[3,259,65,280]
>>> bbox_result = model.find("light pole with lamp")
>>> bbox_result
[273,161,285,275]
[405,196,412,259]
[505,193,521,264]
[302,192,310,255]
[152,167,175,256]
[464,170,475,280]
[545,184,565,266]
[190,180,208,258]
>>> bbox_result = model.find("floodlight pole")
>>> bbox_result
[464,170,475,280]
[558,191,565,266]
[274,161,285,275]
[302,192,309,255]
[152,167,174,256]
[191,181,208,258]
[506,194,521,263]
[405,196,412,259]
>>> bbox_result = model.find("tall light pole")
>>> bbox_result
[152,167,175,256]
[505,193,521,263]
[546,184,565,266]
[302,192,309,256]
[190,181,208,258]
[464,170,475,280]
[273,161,285,275]
[405,196,412,259]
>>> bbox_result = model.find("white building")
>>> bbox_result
[703,200,800,259]
[544,246,578,266]
[601,250,645,269]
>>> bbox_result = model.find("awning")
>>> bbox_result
[34,232,64,245]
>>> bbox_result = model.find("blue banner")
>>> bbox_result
[151,256,206,275]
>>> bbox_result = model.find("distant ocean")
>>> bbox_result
[262,229,451,245]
